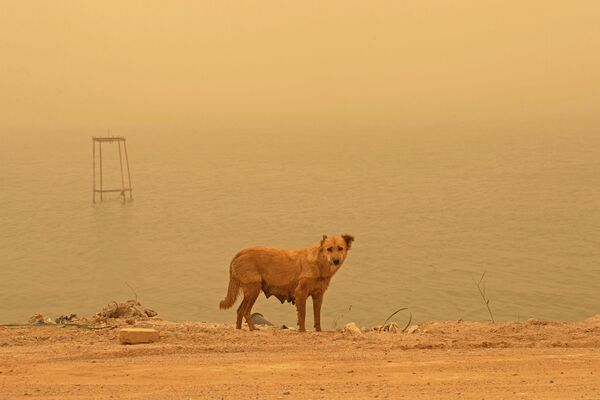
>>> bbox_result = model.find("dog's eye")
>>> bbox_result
[327,247,333,252]
[337,246,343,251]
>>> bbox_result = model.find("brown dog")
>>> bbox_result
[219,234,354,332]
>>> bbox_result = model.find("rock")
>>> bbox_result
[406,325,419,334]
[583,315,600,325]
[28,314,45,324]
[119,328,159,344]
[145,308,158,318]
[343,322,362,335]
[526,318,547,326]
[55,314,78,324]
[384,322,400,333]
[251,313,273,326]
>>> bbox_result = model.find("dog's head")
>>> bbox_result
[319,234,354,266]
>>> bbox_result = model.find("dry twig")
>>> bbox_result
[125,281,138,302]
[473,271,495,323]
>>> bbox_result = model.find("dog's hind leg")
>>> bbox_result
[236,297,248,329]
[241,283,261,331]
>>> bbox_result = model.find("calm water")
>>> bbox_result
[1,130,599,328]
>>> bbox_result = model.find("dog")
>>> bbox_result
[219,234,354,332]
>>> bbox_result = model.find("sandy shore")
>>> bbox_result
[2,317,600,399]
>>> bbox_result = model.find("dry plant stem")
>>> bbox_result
[382,307,408,326]
[474,272,495,323]
[382,307,412,333]
[401,312,413,333]
[125,282,138,302]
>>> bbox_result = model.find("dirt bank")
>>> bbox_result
[1,317,600,399]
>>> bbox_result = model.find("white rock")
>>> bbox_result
[343,322,362,335]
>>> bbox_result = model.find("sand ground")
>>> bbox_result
[2,317,600,399]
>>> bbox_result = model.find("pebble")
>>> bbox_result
[343,322,362,335]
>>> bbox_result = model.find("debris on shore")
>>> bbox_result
[343,322,362,335]
[27,313,74,325]
[23,299,159,329]
[92,300,158,324]
[28,314,46,324]
[251,312,274,326]
[55,314,80,324]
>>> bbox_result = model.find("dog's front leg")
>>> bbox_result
[295,284,309,332]
[312,292,323,332]
[295,295,308,332]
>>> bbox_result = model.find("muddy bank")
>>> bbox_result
[1,316,600,399]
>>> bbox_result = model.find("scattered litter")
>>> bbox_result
[15,300,158,330]
[55,314,79,324]
[280,325,296,331]
[384,322,400,333]
[251,313,273,326]
[28,314,45,324]
[372,322,402,333]
[92,300,158,323]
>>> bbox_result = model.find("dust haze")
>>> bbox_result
[1,1,600,326]
[2,1,599,137]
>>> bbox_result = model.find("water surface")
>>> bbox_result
[1,130,599,328]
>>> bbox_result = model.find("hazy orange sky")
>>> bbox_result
[1,1,599,136]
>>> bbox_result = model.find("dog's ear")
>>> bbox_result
[319,235,328,250]
[342,234,355,250]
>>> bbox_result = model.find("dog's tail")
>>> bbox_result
[219,273,240,310]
